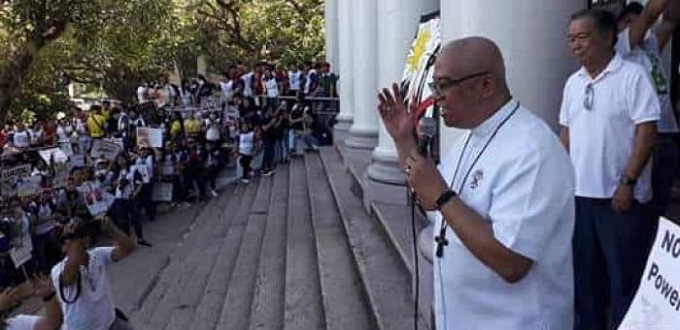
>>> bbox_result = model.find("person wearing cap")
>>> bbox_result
[51,217,136,330]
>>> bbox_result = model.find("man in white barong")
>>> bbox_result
[377,37,575,330]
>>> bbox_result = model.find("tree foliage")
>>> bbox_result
[0,0,325,124]
[192,0,325,71]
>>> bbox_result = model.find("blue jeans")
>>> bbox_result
[650,136,679,219]
[295,131,318,150]
[573,197,654,330]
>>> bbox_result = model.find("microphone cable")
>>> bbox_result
[411,191,420,330]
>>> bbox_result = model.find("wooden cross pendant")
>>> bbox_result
[435,226,449,258]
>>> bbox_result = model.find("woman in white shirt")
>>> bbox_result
[237,120,257,183]
[263,69,280,108]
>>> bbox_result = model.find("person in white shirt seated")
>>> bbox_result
[50,217,136,330]
[378,37,576,330]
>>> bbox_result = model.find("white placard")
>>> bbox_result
[619,217,680,330]
[38,147,68,164]
[16,176,41,197]
[136,127,163,148]
[77,181,115,217]
[90,139,122,161]
[10,230,33,269]
[1,164,32,197]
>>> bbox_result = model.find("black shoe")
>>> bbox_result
[137,239,153,247]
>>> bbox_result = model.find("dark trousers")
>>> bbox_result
[573,197,654,330]
[206,165,218,190]
[184,165,206,199]
[138,182,156,221]
[240,155,253,179]
[262,139,276,171]
[650,136,678,219]
[115,199,143,239]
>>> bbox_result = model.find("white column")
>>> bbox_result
[345,0,379,151]
[324,0,339,71]
[364,0,425,205]
[440,0,581,135]
[334,0,354,137]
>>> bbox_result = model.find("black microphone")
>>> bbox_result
[417,117,436,157]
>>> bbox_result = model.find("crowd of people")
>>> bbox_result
[0,60,338,329]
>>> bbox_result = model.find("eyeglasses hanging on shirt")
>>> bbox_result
[583,83,594,110]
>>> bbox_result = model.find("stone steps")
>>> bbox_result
[248,166,290,330]
[304,152,375,330]
[153,180,260,329]
[133,181,259,329]
[130,186,239,326]
[129,147,421,329]
[211,173,276,330]
[283,157,326,330]
[319,146,429,330]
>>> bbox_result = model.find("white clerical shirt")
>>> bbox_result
[433,100,575,330]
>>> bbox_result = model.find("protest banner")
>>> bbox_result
[152,182,173,202]
[16,176,41,197]
[137,127,163,148]
[90,139,122,161]
[52,162,69,188]
[619,217,680,330]
[1,164,32,197]
[38,147,68,164]
[77,181,115,217]
[104,137,125,149]
[9,229,32,269]
[69,154,85,168]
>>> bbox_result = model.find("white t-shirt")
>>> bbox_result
[51,247,116,330]
[57,125,71,143]
[559,54,660,202]
[220,80,234,101]
[35,202,57,235]
[12,131,30,148]
[305,69,318,94]
[239,131,256,156]
[136,86,148,103]
[289,70,302,91]
[617,28,679,133]
[433,100,575,330]
[241,72,255,97]
[264,78,279,98]
[5,315,39,330]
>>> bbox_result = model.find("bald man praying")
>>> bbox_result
[378,37,576,329]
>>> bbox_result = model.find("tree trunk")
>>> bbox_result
[0,46,37,125]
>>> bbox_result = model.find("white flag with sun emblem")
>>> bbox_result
[401,13,441,119]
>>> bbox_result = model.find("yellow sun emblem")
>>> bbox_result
[406,28,431,75]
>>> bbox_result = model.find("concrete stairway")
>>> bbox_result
[129,148,425,330]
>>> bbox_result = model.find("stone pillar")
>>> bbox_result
[364,0,425,206]
[334,0,354,139]
[345,0,379,154]
[440,0,581,133]
[324,0,339,71]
